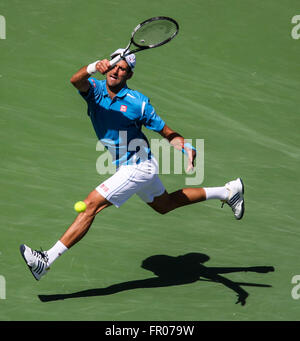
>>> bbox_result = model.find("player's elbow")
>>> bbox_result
[70,77,90,92]
[70,75,78,87]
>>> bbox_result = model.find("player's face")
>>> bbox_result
[106,60,132,88]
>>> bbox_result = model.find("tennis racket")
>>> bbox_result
[109,16,179,68]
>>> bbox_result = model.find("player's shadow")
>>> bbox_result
[38,253,274,306]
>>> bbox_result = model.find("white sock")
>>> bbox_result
[46,240,68,266]
[203,186,229,201]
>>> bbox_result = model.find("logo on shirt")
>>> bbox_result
[100,183,109,192]
[120,105,127,113]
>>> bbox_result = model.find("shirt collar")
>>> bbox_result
[103,80,129,99]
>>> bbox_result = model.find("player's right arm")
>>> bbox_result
[70,65,91,92]
[70,60,110,92]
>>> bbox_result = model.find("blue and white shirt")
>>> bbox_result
[80,78,165,166]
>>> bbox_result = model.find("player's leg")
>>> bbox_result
[46,190,111,267]
[59,190,111,249]
[20,189,112,281]
[147,179,244,219]
[146,187,209,214]
[20,161,150,281]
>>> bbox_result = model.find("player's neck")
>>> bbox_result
[106,82,126,100]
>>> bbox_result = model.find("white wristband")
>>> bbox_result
[87,60,100,75]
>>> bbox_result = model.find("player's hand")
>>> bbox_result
[169,137,196,173]
[96,59,111,75]
[184,145,196,173]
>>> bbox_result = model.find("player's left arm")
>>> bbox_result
[159,124,196,172]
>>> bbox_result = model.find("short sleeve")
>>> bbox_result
[79,77,102,102]
[140,100,165,132]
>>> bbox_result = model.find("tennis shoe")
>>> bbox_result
[221,178,245,220]
[20,244,50,281]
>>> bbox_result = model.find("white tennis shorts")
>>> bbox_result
[95,157,165,208]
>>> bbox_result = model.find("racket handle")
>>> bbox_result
[109,54,122,68]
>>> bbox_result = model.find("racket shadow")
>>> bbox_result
[38,252,274,306]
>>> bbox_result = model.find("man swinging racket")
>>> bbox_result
[20,18,245,281]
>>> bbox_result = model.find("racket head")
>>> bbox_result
[131,16,179,49]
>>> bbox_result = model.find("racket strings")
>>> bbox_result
[133,19,178,47]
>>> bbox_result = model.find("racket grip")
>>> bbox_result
[109,54,122,68]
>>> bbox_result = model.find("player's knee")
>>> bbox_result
[84,192,110,216]
[83,198,99,216]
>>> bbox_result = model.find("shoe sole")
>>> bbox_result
[236,178,245,220]
[19,244,39,281]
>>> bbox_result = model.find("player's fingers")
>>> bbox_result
[95,62,104,74]
[186,164,194,173]
[183,147,194,173]
[186,155,194,173]
[96,59,111,74]
[97,62,107,74]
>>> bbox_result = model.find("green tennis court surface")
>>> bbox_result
[1,0,299,321]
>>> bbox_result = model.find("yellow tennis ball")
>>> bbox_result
[74,201,87,213]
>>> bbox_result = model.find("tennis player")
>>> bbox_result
[20,50,245,280]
